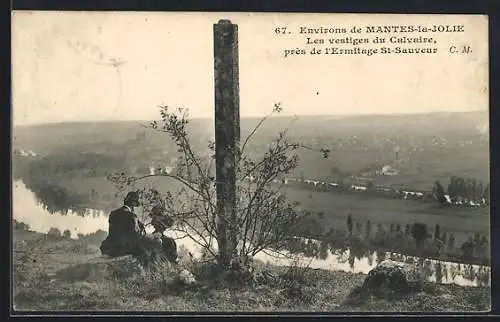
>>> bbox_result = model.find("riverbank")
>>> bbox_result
[16,175,490,252]
[12,229,490,312]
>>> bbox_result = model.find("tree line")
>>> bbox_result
[15,221,109,245]
[447,176,489,202]
[22,152,127,179]
[433,175,490,205]
[344,213,489,265]
[268,210,489,267]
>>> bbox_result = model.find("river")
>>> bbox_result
[12,180,490,287]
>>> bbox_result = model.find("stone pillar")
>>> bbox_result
[213,19,240,268]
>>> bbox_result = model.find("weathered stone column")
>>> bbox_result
[213,19,240,268]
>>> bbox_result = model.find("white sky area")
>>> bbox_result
[12,11,488,126]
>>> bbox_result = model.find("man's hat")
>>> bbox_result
[124,191,140,205]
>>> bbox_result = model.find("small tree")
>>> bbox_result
[375,224,386,243]
[63,229,72,239]
[346,213,353,237]
[441,231,447,245]
[47,227,62,239]
[483,183,490,204]
[355,222,363,237]
[433,180,447,205]
[476,181,484,202]
[470,178,477,201]
[461,237,475,261]
[411,223,428,249]
[434,224,441,240]
[473,232,481,243]
[107,105,330,271]
[404,224,411,237]
[13,220,30,231]
[448,176,457,199]
[365,220,372,240]
[448,233,456,252]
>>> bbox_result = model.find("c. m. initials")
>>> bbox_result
[449,44,472,54]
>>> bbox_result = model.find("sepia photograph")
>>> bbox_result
[11,11,490,313]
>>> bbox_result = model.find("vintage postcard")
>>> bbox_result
[11,11,490,313]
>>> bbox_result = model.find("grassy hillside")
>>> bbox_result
[12,228,491,312]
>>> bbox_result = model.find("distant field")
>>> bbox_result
[55,175,489,247]
[282,187,489,244]
[288,144,489,190]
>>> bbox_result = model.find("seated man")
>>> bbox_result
[100,191,143,257]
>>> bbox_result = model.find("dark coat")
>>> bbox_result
[100,206,142,257]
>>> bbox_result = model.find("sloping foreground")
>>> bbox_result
[12,229,490,312]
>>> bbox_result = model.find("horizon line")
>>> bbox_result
[13,109,489,128]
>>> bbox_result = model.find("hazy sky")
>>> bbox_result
[12,12,488,126]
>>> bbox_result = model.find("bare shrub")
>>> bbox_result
[107,104,329,276]
[46,227,62,240]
